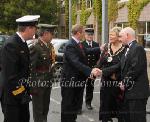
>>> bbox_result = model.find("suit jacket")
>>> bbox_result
[1,33,30,105]
[62,38,100,87]
[121,40,149,99]
[0,72,2,100]
[82,40,100,68]
[100,41,149,99]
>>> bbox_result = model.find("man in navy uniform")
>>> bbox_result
[1,15,40,122]
[30,24,56,122]
[82,28,100,110]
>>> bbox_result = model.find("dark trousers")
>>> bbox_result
[122,99,147,122]
[32,87,51,122]
[77,87,84,111]
[3,103,29,122]
[85,79,94,105]
[61,87,84,122]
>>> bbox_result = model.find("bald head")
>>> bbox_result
[119,27,136,45]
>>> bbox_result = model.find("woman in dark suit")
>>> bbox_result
[97,27,125,122]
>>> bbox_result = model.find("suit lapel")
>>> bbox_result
[121,40,137,70]
[82,41,91,48]
[15,34,29,54]
[71,39,86,57]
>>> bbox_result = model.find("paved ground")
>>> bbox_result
[1,80,150,122]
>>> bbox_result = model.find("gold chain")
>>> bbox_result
[107,43,124,57]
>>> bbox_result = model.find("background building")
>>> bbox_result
[58,0,150,79]
[59,0,101,43]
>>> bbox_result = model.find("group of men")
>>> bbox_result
[0,15,57,122]
[61,24,149,122]
[0,15,100,122]
[0,14,149,122]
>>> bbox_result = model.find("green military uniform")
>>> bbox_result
[29,24,56,122]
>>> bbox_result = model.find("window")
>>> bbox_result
[77,0,81,11]
[60,7,65,14]
[86,24,93,28]
[118,0,129,3]
[144,22,150,48]
[60,26,66,38]
[137,22,150,48]
[86,0,93,8]
[60,0,65,14]
[116,23,129,28]
[148,22,150,34]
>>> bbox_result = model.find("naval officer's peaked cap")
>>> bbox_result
[84,28,94,35]
[16,15,40,26]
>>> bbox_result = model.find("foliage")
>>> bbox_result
[118,2,126,9]
[72,3,77,25]
[108,0,118,23]
[65,0,69,38]
[93,0,102,32]
[0,0,58,34]
[127,0,140,29]
[128,0,150,29]
[80,0,91,25]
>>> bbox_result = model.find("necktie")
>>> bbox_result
[89,42,92,47]
[78,43,85,56]
[79,42,83,49]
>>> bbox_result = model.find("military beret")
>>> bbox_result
[16,15,40,26]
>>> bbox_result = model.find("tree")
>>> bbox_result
[108,0,118,23]
[65,0,69,38]
[0,0,58,34]
[93,0,102,36]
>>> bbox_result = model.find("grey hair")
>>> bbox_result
[121,27,136,37]
[110,27,122,37]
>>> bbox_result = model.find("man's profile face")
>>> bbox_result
[43,31,53,43]
[27,26,37,40]
[78,29,84,40]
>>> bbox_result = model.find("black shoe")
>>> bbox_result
[77,109,82,115]
[86,104,93,110]
[102,118,113,122]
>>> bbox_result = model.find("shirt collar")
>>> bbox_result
[72,36,80,44]
[16,32,26,43]
[127,40,134,47]
[86,40,92,46]
[39,37,48,46]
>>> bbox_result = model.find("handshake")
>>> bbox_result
[90,68,102,79]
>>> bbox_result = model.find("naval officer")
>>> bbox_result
[1,15,40,122]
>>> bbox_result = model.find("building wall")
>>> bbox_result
[115,2,150,81]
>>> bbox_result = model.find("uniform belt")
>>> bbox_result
[34,66,49,73]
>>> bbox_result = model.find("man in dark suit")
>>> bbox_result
[118,27,149,122]
[61,24,101,122]
[82,28,100,110]
[30,24,56,122]
[1,15,40,122]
